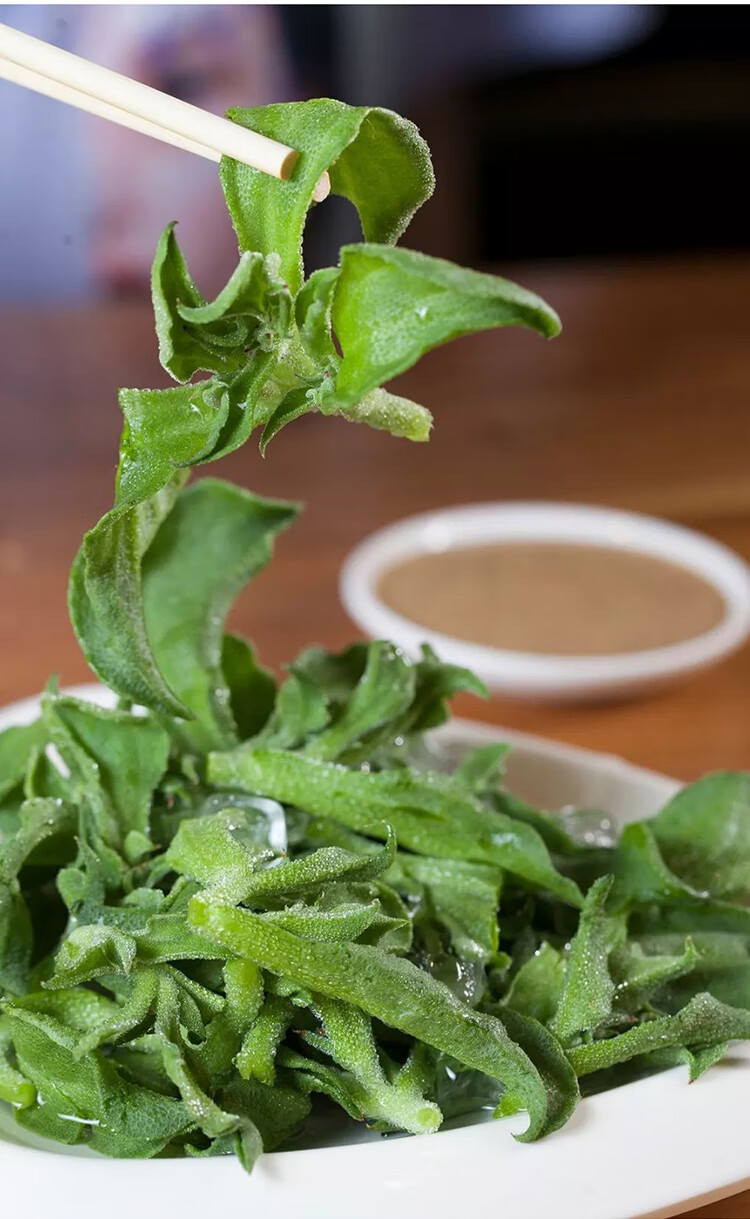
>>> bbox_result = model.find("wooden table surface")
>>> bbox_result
[1,255,749,1217]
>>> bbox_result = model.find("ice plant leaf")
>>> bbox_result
[329,244,561,408]
[44,694,169,843]
[69,473,190,717]
[505,944,566,1026]
[152,223,234,382]
[189,894,556,1140]
[333,387,433,443]
[494,1005,580,1136]
[238,829,396,905]
[208,748,583,906]
[221,634,276,741]
[0,721,46,804]
[567,992,750,1077]
[307,993,441,1133]
[551,876,616,1046]
[388,855,502,964]
[650,773,750,900]
[295,266,339,367]
[116,383,229,507]
[141,480,297,751]
[221,100,434,293]
[177,251,291,336]
[165,808,275,902]
[303,641,415,761]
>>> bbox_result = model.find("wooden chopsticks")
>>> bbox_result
[0,21,330,199]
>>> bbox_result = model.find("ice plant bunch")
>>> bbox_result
[1,100,749,1170]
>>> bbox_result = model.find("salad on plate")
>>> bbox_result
[1,98,750,1171]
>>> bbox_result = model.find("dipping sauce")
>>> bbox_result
[377,543,727,655]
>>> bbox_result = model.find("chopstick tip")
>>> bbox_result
[278,147,299,180]
[312,172,331,204]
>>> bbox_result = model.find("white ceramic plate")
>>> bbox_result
[2,686,749,1219]
[340,501,750,701]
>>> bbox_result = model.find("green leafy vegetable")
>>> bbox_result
[6,92,748,1177]
[303,994,441,1133]
[188,894,561,1141]
[505,944,566,1026]
[567,992,750,1077]
[152,225,291,384]
[117,383,229,506]
[68,95,557,729]
[221,634,276,741]
[140,480,296,752]
[651,773,750,899]
[69,474,190,717]
[220,100,435,293]
[44,693,169,845]
[3,661,750,1168]
[152,223,236,382]
[302,641,415,761]
[550,877,616,1045]
[0,721,45,804]
[207,748,582,906]
[328,244,560,409]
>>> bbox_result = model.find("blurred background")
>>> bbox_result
[2,4,750,300]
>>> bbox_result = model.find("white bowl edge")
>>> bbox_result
[340,501,750,700]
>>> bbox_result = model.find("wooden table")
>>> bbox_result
[1,256,749,1217]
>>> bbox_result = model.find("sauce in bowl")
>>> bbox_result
[377,542,727,656]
